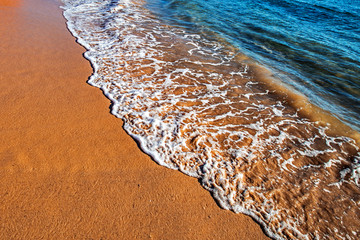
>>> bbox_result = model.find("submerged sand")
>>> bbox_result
[0,0,269,239]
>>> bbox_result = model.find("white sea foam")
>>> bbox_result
[62,0,360,239]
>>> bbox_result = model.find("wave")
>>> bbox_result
[62,0,360,239]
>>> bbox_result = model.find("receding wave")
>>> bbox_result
[145,0,360,132]
[62,0,360,239]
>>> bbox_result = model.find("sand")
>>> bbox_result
[0,0,269,239]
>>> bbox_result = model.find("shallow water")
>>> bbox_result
[145,0,360,132]
[62,0,360,239]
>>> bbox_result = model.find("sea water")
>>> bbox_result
[145,0,360,132]
[61,0,360,239]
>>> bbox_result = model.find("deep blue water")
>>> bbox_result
[146,0,360,131]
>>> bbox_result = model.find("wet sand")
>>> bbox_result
[0,0,269,239]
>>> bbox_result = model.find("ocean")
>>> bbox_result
[62,0,360,239]
[146,0,360,132]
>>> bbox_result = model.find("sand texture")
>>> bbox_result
[0,0,269,239]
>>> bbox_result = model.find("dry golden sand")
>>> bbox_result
[0,0,269,239]
[0,0,20,7]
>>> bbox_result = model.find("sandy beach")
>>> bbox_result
[0,0,269,239]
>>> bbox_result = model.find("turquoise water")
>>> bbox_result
[146,0,360,131]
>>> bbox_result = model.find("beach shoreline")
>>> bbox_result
[0,0,269,239]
